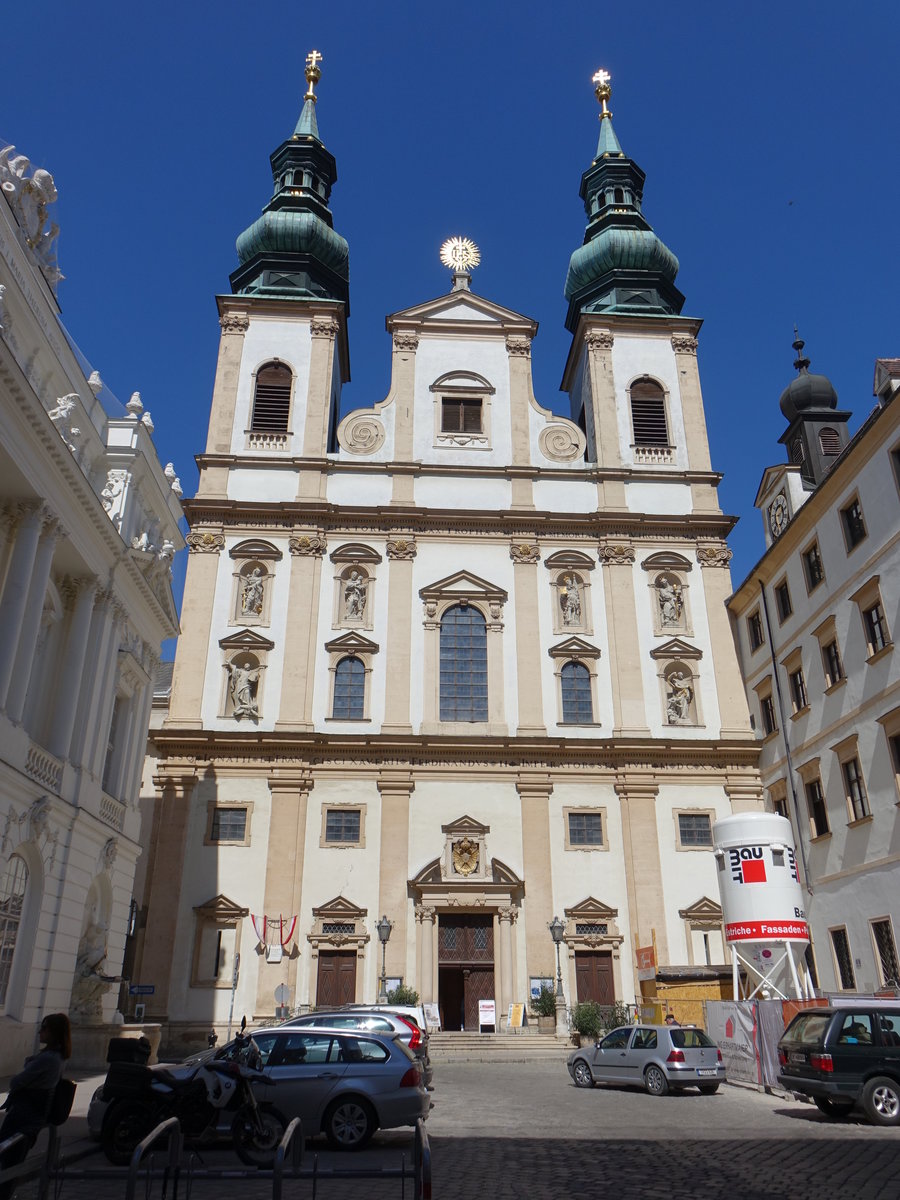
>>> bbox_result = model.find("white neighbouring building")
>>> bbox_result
[0,143,184,1071]
[135,65,764,1052]
[728,340,900,996]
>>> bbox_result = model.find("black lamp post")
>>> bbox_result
[549,915,566,997]
[376,915,392,1003]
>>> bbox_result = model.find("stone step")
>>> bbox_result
[427,1031,571,1062]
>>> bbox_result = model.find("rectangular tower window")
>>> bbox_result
[441,398,482,434]
[210,807,248,842]
[325,809,361,844]
[567,811,603,846]
[805,778,829,838]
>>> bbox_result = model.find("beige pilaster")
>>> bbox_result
[416,905,436,1002]
[376,774,414,985]
[389,331,418,466]
[200,311,249,498]
[598,540,648,736]
[724,778,765,814]
[506,336,536,508]
[276,533,327,729]
[254,772,313,1015]
[0,502,48,707]
[382,539,417,734]
[517,775,555,981]
[139,772,196,1019]
[696,543,754,736]
[298,315,339,501]
[167,532,225,728]
[616,776,668,993]
[510,543,545,734]
[671,335,713,474]
[498,906,516,1019]
[584,330,627,508]
[48,577,98,759]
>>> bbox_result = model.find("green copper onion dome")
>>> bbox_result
[563,70,683,330]
[230,51,350,307]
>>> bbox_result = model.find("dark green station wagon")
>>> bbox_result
[777,1006,900,1126]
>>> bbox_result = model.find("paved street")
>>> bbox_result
[9,1062,900,1200]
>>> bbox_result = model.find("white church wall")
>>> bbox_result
[327,472,393,507]
[412,336,513,467]
[612,335,688,470]
[532,479,598,512]
[414,475,511,511]
[626,482,693,515]
[231,319,312,457]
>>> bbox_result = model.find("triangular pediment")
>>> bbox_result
[548,636,602,660]
[679,896,723,921]
[312,895,368,920]
[194,894,249,919]
[218,628,276,651]
[754,464,799,509]
[641,551,692,573]
[565,896,619,920]
[649,637,703,661]
[420,570,508,603]
[388,289,537,331]
[329,542,383,565]
[544,550,595,572]
[324,630,380,654]
[442,814,491,836]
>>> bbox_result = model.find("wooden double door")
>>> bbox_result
[575,951,614,1005]
[316,950,356,1007]
[438,914,494,1031]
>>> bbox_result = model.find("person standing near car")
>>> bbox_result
[0,1012,71,1200]
[664,1013,680,1027]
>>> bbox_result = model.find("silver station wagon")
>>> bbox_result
[567,1024,726,1096]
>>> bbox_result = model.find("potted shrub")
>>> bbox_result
[571,1001,604,1046]
[532,986,557,1033]
[386,984,420,1005]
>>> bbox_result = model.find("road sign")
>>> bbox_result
[274,983,290,1005]
[129,984,155,996]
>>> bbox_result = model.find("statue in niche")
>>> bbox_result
[241,567,265,616]
[666,670,694,724]
[70,920,122,1020]
[560,574,582,626]
[657,575,683,627]
[226,659,260,718]
[343,571,367,619]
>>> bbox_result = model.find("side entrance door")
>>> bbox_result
[316,950,357,1007]
[575,951,614,1005]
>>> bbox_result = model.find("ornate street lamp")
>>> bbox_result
[549,915,566,997]
[376,915,392,1003]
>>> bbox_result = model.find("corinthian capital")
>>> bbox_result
[219,312,249,334]
[186,530,225,554]
[597,539,635,565]
[392,331,419,352]
[289,532,328,556]
[671,334,698,356]
[585,330,615,351]
[310,316,339,339]
[696,543,733,568]
[506,335,532,358]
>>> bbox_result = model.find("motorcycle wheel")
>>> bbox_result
[231,1104,287,1168]
[101,1100,159,1166]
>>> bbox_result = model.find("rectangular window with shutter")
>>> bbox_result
[441,398,482,434]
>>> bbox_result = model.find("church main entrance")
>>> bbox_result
[437,914,494,1031]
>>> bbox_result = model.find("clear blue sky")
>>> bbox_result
[4,0,898,606]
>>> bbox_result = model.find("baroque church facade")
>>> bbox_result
[137,62,762,1046]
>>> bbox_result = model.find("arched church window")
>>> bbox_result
[561,662,593,724]
[0,855,29,1007]
[630,379,669,447]
[440,605,488,722]
[819,427,841,456]
[614,187,625,204]
[250,362,293,433]
[332,656,365,720]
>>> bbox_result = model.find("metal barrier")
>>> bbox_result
[125,1116,184,1200]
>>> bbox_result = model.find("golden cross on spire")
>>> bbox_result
[305,49,323,102]
[592,67,612,120]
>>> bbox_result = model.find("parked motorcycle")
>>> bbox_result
[100,1019,286,1167]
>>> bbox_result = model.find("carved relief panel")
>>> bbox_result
[441,816,492,884]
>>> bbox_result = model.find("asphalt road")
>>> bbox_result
[7,1063,899,1200]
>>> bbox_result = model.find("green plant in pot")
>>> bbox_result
[386,983,420,1005]
[532,986,557,1030]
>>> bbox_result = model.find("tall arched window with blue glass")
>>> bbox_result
[440,605,488,721]
[561,661,593,724]
[332,656,365,719]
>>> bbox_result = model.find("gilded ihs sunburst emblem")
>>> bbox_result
[440,236,481,273]
[452,837,480,876]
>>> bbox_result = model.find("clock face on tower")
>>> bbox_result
[768,493,789,538]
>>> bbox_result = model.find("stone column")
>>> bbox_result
[584,330,627,508]
[498,906,516,1023]
[276,533,327,730]
[598,540,648,736]
[696,543,754,737]
[0,502,47,707]
[416,905,436,1003]
[47,577,98,760]
[255,772,314,1015]
[123,674,155,803]
[69,589,119,771]
[167,531,225,728]
[616,776,668,993]
[376,774,414,984]
[517,775,555,981]
[138,772,196,1019]
[6,515,61,722]
[382,539,417,735]
[510,543,545,734]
